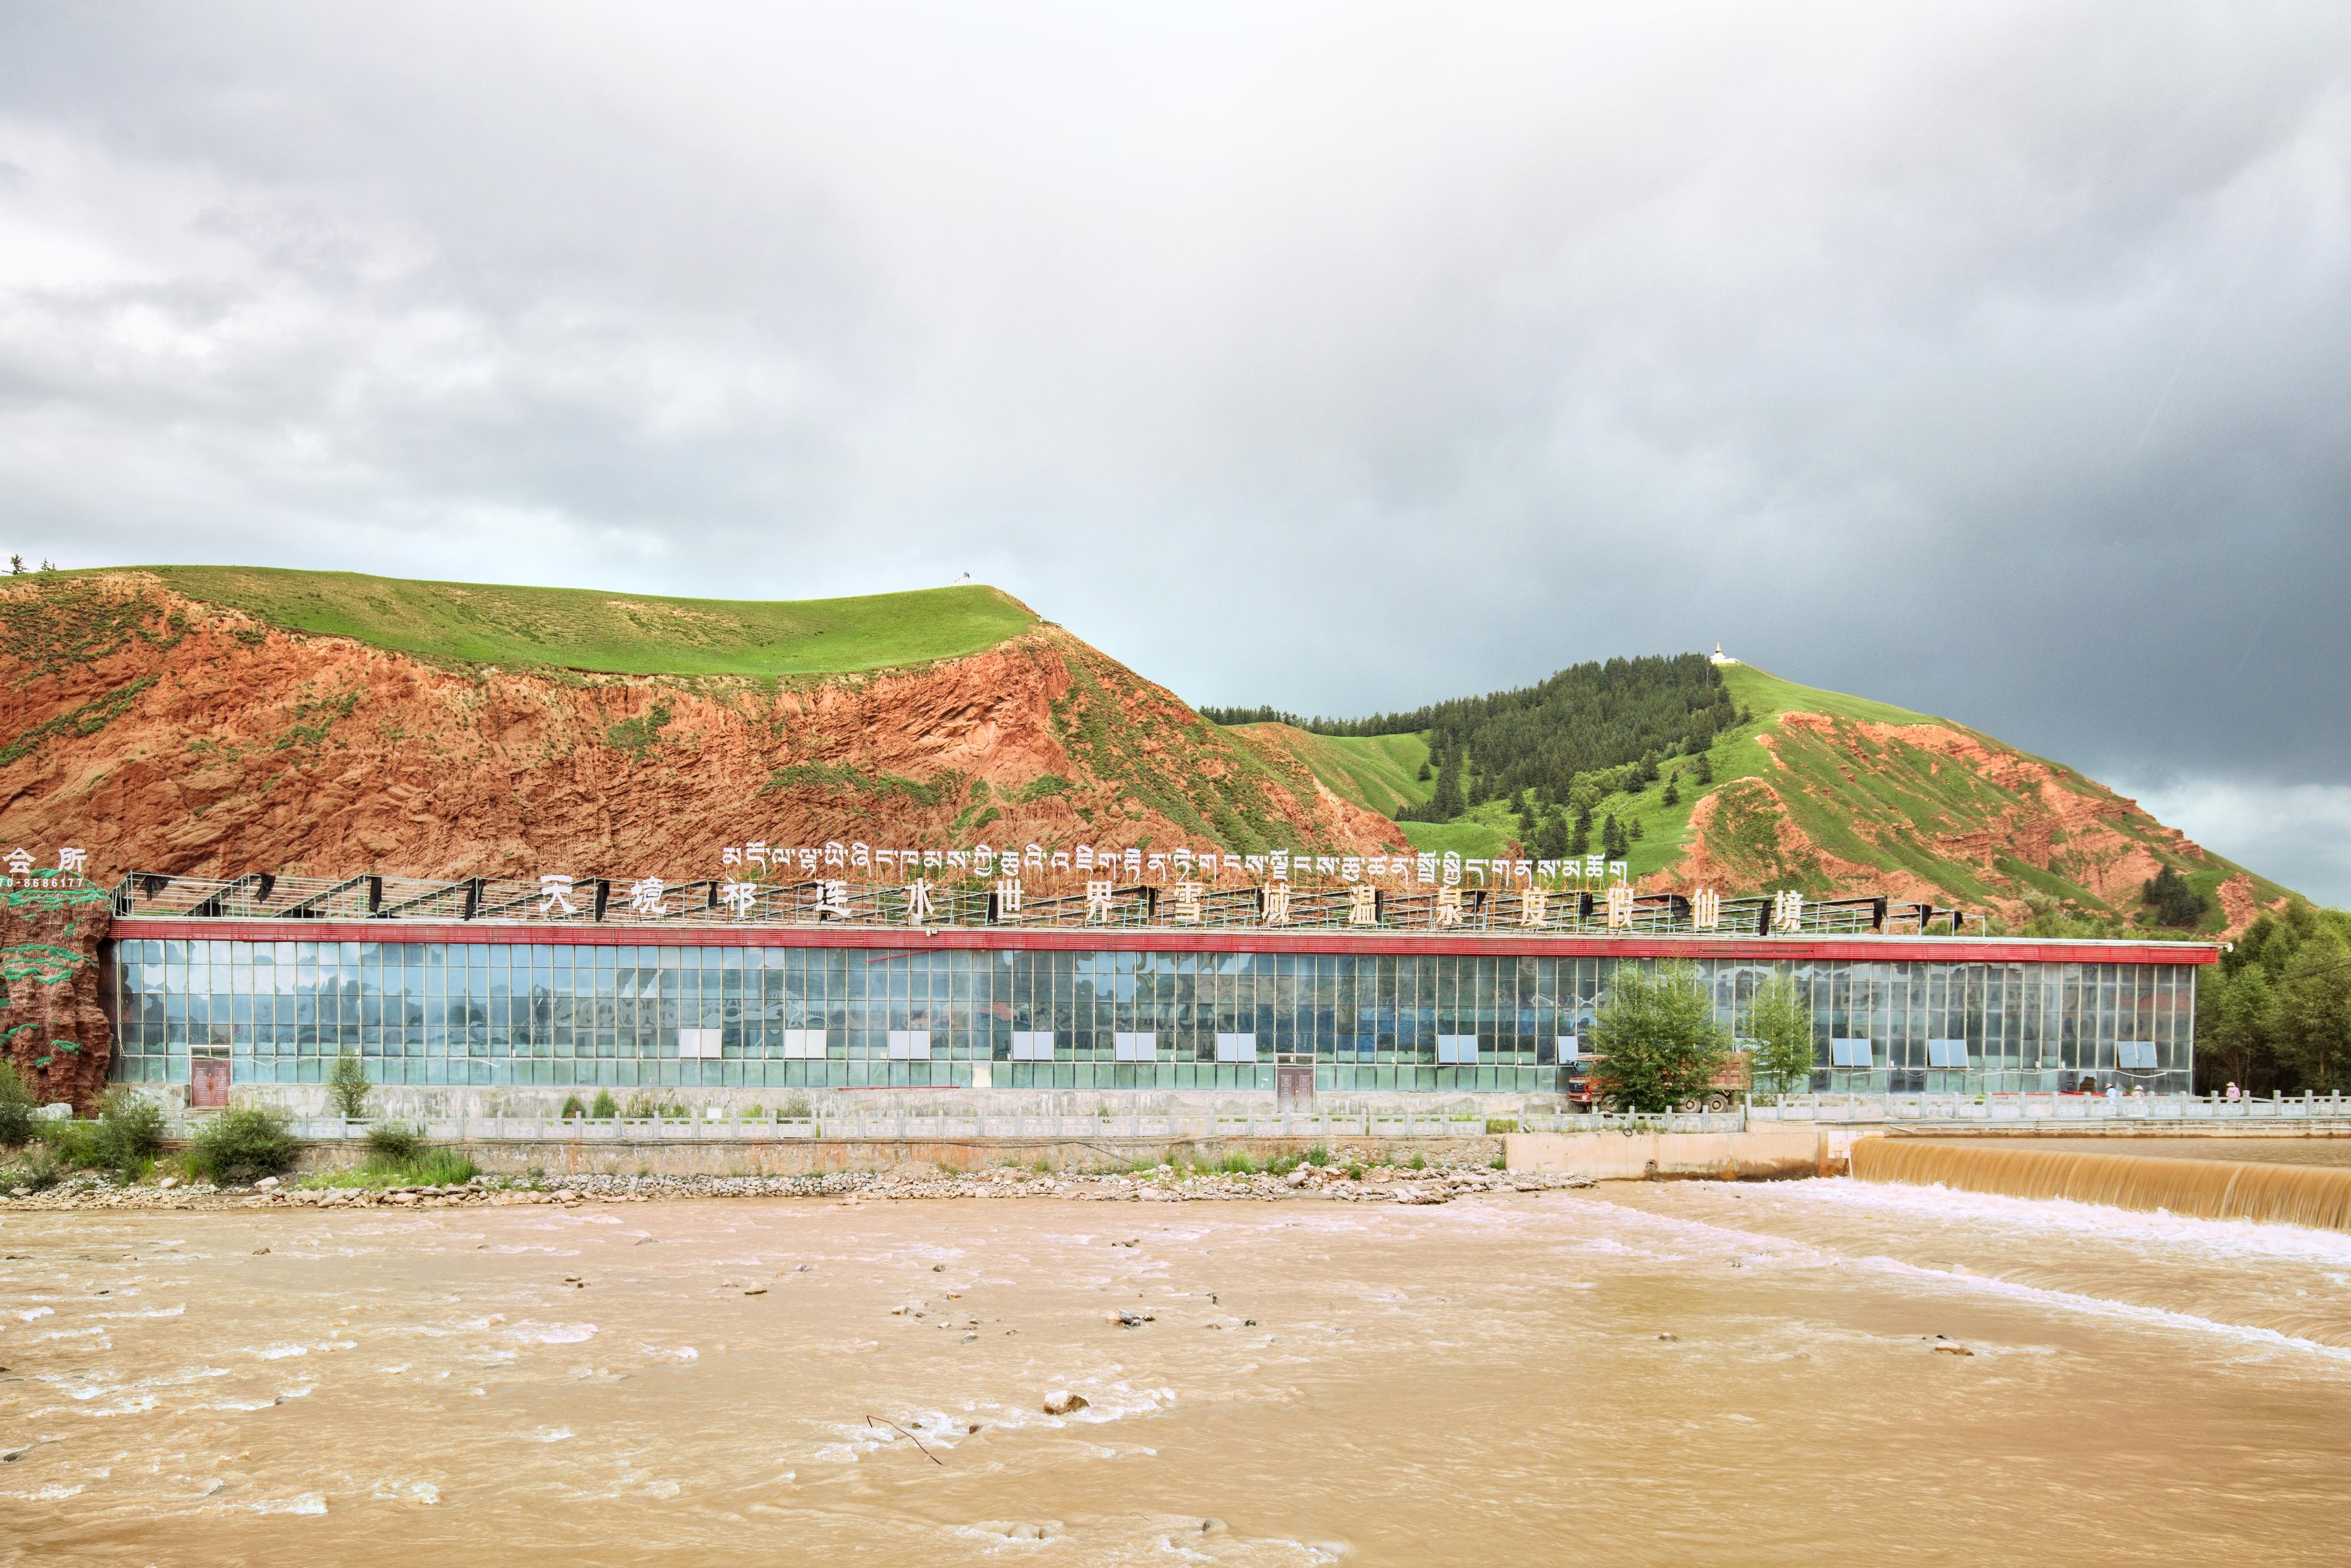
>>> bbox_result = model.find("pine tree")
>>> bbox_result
[1602,814,1628,860]
[1662,777,1680,808]
[1627,816,1645,842]
[2141,866,2208,929]
[1691,751,1714,786]
[1535,809,1570,861]
[1570,806,1592,857]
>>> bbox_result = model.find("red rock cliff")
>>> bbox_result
[0,574,1402,887]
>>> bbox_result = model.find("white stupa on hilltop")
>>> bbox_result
[1709,642,1740,665]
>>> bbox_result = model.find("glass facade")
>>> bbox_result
[100,937,2198,1094]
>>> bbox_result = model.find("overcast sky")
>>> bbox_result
[2,2,2346,899]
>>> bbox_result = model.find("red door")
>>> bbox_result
[191,1057,232,1108]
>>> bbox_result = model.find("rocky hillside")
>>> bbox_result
[0,571,1401,884]
[1242,663,2295,936]
[1674,664,2291,932]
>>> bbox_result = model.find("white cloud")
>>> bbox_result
[0,1,2345,846]
[2111,774,2351,910]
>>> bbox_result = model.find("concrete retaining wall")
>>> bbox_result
[280,1134,1500,1179]
[1504,1128,1874,1181]
[142,1083,1556,1121]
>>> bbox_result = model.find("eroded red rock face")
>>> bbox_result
[1,884,112,1111]
[1665,711,2276,933]
[0,574,1401,888]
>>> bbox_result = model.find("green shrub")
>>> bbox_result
[92,1090,166,1178]
[590,1088,619,1120]
[1484,1118,1519,1135]
[1218,1151,1260,1175]
[780,1093,812,1120]
[365,1123,423,1164]
[35,1117,99,1167]
[1304,1143,1331,1166]
[0,1062,34,1147]
[326,1050,372,1120]
[559,1094,587,1119]
[188,1105,299,1184]
[2,1143,64,1192]
[1408,1151,1428,1171]
[1265,1152,1301,1177]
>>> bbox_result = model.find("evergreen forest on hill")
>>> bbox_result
[1201,652,1739,822]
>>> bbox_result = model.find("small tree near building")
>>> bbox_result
[326,1049,373,1121]
[1746,975,1817,1101]
[1588,961,1731,1112]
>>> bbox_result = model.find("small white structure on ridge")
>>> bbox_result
[1709,641,1740,665]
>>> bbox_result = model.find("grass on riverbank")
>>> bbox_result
[300,1124,481,1190]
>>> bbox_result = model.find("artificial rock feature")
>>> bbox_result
[0,881,113,1112]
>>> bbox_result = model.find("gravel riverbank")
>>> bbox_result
[0,1157,1593,1212]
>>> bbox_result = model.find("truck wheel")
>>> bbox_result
[1704,1092,1732,1113]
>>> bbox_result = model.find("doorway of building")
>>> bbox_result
[1275,1053,1315,1113]
[190,1051,232,1108]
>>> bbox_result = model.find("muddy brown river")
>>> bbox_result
[6,1181,2350,1564]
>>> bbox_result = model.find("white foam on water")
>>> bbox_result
[246,1343,310,1360]
[237,1493,328,1515]
[1798,1175,2351,1265]
[637,1342,696,1360]
[1853,1252,2351,1365]
[92,1305,186,1320]
[36,1326,107,1341]
[527,1426,575,1442]
[373,1479,441,1505]
[509,1322,598,1345]
[13,1306,53,1321]
[1580,1191,2351,1367]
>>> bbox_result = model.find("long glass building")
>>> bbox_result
[101,919,2211,1096]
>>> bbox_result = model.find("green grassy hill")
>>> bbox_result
[1233,725,1434,816]
[78,566,1036,678]
[1225,659,2301,932]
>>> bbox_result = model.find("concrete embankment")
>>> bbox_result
[1504,1128,1874,1180]
[276,1134,1501,1179]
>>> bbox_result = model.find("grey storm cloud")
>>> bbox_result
[1,2,2347,895]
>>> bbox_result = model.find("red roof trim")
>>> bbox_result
[109,919,2218,966]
